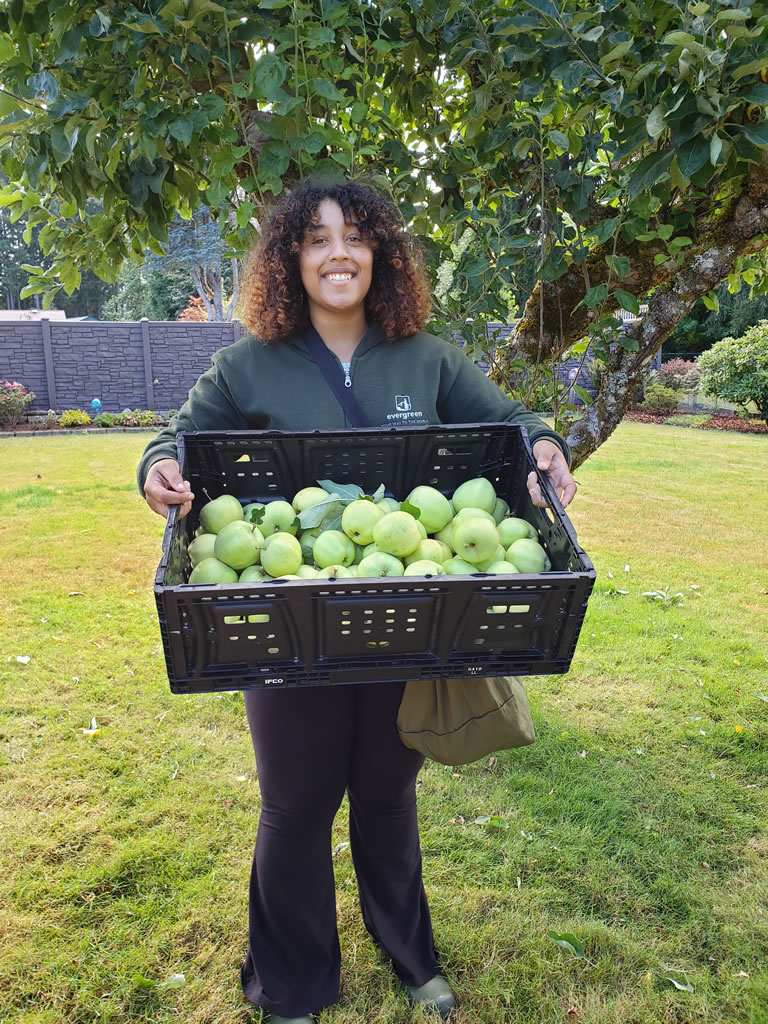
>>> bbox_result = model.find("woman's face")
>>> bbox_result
[298,199,374,322]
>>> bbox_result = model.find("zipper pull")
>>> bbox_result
[344,367,352,388]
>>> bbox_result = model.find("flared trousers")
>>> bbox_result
[240,680,439,1017]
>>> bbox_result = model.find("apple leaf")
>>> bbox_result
[471,814,510,829]
[297,494,343,529]
[369,483,386,502]
[548,931,586,959]
[160,973,186,990]
[317,479,363,501]
[400,499,422,519]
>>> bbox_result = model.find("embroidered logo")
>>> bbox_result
[395,395,412,412]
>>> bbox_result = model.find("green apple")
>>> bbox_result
[341,499,385,544]
[506,538,551,573]
[239,564,268,582]
[452,506,496,526]
[188,532,217,567]
[313,529,356,568]
[352,543,368,565]
[261,500,300,535]
[213,520,265,570]
[497,516,537,546]
[404,486,453,533]
[295,564,319,578]
[493,497,510,524]
[473,545,507,572]
[357,552,405,577]
[433,522,455,552]
[243,502,266,526]
[292,486,331,513]
[404,539,450,566]
[442,556,479,575]
[452,477,497,514]
[199,493,244,534]
[403,559,446,576]
[481,560,521,574]
[415,519,428,540]
[362,542,379,558]
[375,497,401,514]
[298,526,322,562]
[372,511,422,558]
[316,563,356,578]
[188,557,239,584]
[260,532,303,576]
[452,517,500,564]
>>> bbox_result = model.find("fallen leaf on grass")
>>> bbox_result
[548,931,585,959]
[471,815,510,829]
[666,976,694,992]
[9,655,31,664]
[332,842,349,858]
[161,973,186,989]
[733,971,749,978]
[68,592,85,597]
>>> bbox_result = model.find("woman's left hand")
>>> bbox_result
[528,439,577,509]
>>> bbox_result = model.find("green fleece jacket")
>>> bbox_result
[136,322,569,492]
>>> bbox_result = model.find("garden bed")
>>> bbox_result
[624,409,768,433]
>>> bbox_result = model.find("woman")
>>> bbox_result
[139,180,576,1023]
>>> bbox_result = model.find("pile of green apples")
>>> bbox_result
[184,477,552,585]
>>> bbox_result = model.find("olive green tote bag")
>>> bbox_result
[397,676,536,766]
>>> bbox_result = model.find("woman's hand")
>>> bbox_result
[144,458,195,519]
[527,439,577,510]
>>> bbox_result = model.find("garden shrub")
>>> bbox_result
[94,412,119,428]
[116,408,162,426]
[699,322,768,424]
[640,383,681,415]
[0,380,36,427]
[657,358,694,391]
[58,409,92,427]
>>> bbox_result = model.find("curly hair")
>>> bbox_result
[238,179,432,342]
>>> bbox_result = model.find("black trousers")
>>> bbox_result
[240,680,439,1017]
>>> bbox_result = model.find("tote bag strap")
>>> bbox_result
[304,325,372,428]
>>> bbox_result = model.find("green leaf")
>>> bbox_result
[676,135,710,178]
[614,289,639,314]
[702,290,719,312]
[626,149,673,198]
[257,140,292,179]
[197,93,227,121]
[400,499,421,520]
[600,38,633,67]
[646,104,665,140]
[653,252,669,266]
[582,283,609,308]
[297,495,343,529]
[26,72,58,103]
[573,385,593,405]
[50,125,78,164]
[548,931,586,959]
[548,130,569,150]
[169,117,194,145]
[732,58,768,81]
[606,254,630,280]
[317,479,363,501]
[743,122,768,147]
[311,78,346,103]
[593,216,620,245]
[250,54,287,100]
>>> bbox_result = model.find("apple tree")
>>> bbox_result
[1,0,768,466]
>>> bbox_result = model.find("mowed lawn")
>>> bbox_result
[0,424,766,1024]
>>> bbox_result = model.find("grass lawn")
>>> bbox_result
[1,424,766,1024]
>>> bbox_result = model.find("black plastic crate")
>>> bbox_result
[153,423,595,694]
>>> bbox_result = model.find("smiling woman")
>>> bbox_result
[136,177,577,1024]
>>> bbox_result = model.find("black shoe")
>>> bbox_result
[261,1014,314,1024]
[406,974,457,1019]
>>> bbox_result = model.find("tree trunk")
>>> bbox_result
[494,158,768,469]
[226,259,239,322]
[190,267,215,321]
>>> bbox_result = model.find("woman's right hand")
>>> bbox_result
[143,458,195,519]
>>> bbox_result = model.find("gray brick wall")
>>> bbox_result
[0,319,245,414]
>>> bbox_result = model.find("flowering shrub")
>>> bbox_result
[58,409,92,427]
[657,358,695,391]
[0,380,36,427]
[116,408,162,426]
[94,412,119,427]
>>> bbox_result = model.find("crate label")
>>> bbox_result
[467,665,486,675]
[264,677,285,685]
